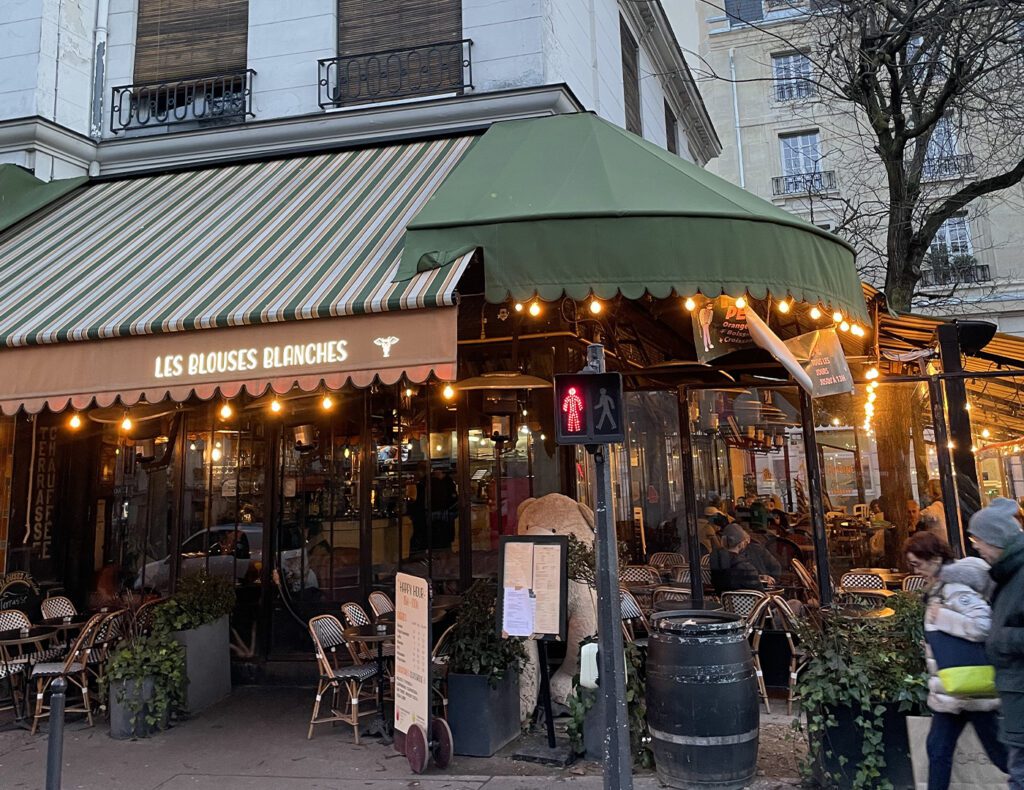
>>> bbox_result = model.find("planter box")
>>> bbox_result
[447,672,521,757]
[109,678,166,739]
[812,703,916,789]
[907,715,1007,789]
[582,689,606,759]
[173,615,231,715]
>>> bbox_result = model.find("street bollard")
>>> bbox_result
[46,676,66,790]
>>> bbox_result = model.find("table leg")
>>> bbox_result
[363,640,393,745]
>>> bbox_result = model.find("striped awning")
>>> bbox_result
[0,136,477,413]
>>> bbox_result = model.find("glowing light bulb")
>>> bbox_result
[514,302,524,313]
[965,402,972,411]
[211,447,222,462]
[270,400,282,413]
[321,394,334,410]
[189,442,197,451]
[684,297,697,312]
[735,296,747,309]
[840,321,850,332]
[436,444,443,452]
[589,299,602,315]
[810,307,822,320]
[404,388,413,398]
[219,402,233,419]
[777,300,790,314]
[528,301,541,317]
[981,428,991,439]
[971,445,978,454]
[442,384,456,400]
[947,441,955,450]
[343,447,350,459]
[68,413,82,429]
[540,433,546,441]
[851,324,864,336]
[867,392,876,403]
[865,367,879,380]
[121,416,132,432]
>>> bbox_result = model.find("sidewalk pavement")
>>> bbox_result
[0,686,800,789]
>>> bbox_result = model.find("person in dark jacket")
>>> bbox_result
[968,500,1024,789]
[710,524,764,594]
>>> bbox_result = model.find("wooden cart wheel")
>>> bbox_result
[405,723,429,774]
[430,717,454,769]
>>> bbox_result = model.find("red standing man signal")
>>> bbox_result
[563,386,584,433]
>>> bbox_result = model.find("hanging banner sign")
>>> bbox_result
[691,296,757,363]
[784,328,854,398]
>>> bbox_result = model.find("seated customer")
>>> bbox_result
[730,523,782,582]
[710,525,764,594]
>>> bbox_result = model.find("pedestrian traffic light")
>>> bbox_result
[553,373,625,445]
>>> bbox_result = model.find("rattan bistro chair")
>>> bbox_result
[839,571,886,591]
[648,552,687,570]
[791,558,821,602]
[767,596,810,715]
[368,591,395,620]
[29,612,105,735]
[722,591,772,712]
[902,574,929,593]
[307,615,378,742]
[40,596,77,620]
[619,588,650,647]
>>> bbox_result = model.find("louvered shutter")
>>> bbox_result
[620,18,642,136]
[134,0,248,85]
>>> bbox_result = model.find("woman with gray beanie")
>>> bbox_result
[969,499,1024,789]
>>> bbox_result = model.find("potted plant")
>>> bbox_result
[446,579,527,756]
[104,605,186,739]
[153,571,235,714]
[796,592,928,789]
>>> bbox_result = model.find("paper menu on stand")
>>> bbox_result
[503,541,534,590]
[530,544,562,636]
[502,587,535,637]
[500,537,566,640]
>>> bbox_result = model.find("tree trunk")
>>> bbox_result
[876,386,914,566]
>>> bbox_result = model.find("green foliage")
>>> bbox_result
[102,604,186,735]
[795,592,928,789]
[567,534,596,587]
[565,638,653,769]
[153,571,236,633]
[447,579,527,685]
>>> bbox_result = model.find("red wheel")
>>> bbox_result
[430,717,454,769]
[406,723,429,774]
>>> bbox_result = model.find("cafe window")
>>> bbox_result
[133,0,249,84]
[621,16,642,136]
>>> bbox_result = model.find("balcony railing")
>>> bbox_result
[319,39,472,109]
[764,0,806,11]
[773,80,816,102]
[922,153,975,181]
[772,170,837,196]
[920,262,990,287]
[110,70,255,134]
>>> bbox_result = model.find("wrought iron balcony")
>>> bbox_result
[771,170,837,196]
[319,39,472,109]
[921,261,990,287]
[922,153,975,181]
[110,70,255,134]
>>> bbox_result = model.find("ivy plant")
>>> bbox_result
[153,570,236,633]
[794,592,927,789]
[447,579,527,686]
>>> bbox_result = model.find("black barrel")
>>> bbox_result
[646,611,759,789]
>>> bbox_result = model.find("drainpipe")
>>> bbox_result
[89,0,111,141]
[729,48,745,188]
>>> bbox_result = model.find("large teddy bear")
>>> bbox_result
[515,493,598,722]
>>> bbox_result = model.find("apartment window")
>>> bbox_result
[621,17,642,136]
[133,0,248,85]
[923,215,988,285]
[780,131,820,175]
[930,215,973,258]
[772,53,814,101]
[664,101,678,154]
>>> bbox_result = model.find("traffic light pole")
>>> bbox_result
[585,345,633,790]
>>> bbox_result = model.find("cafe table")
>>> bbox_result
[344,623,395,744]
[38,614,90,643]
[0,626,58,724]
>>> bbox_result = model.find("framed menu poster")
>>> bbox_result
[496,535,568,642]
[393,572,430,735]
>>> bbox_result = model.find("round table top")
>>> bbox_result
[0,625,56,644]
[652,600,723,613]
[344,624,394,642]
[378,608,448,625]
[38,615,90,629]
[432,594,464,609]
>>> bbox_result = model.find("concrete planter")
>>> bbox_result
[108,678,165,739]
[813,703,915,789]
[907,715,1007,789]
[447,672,521,757]
[173,615,231,714]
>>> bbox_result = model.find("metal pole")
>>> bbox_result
[798,389,832,606]
[677,389,704,607]
[936,324,981,524]
[536,640,557,748]
[45,677,66,790]
[927,378,965,557]
[586,345,632,790]
[782,430,794,511]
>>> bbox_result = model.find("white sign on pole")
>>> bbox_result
[393,572,430,735]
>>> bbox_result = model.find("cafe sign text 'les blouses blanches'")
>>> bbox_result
[153,336,401,380]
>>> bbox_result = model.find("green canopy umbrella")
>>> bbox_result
[397,113,867,322]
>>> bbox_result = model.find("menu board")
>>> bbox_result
[497,536,568,642]
[393,572,430,735]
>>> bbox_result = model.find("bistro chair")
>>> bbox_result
[341,602,394,665]
[368,591,395,620]
[431,624,456,719]
[791,558,821,602]
[902,574,929,593]
[619,588,650,648]
[674,565,713,590]
[651,585,692,612]
[0,609,31,632]
[839,571,886,591]
[86,610,127,692]
[307,615,377,743]
[618,565,662,587]
[0,649,27,716]
[135,597,165,636]
[766,596,809,715]
[834,588,893,610]
[40,596,77,621]
[722,591,772,712]
[648,552,687,570]
[29,612,105,735]
[340,602,371,628]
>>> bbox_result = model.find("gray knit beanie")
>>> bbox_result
[968,502,1023,549]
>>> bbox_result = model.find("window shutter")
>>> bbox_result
[620,17,642,136]
[335,0,463,105]
[664,101,678,154]
[134,0,248,85]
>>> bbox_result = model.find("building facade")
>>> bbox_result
[690,0,1024,332]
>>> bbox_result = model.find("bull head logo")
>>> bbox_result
[374,336,399,358]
